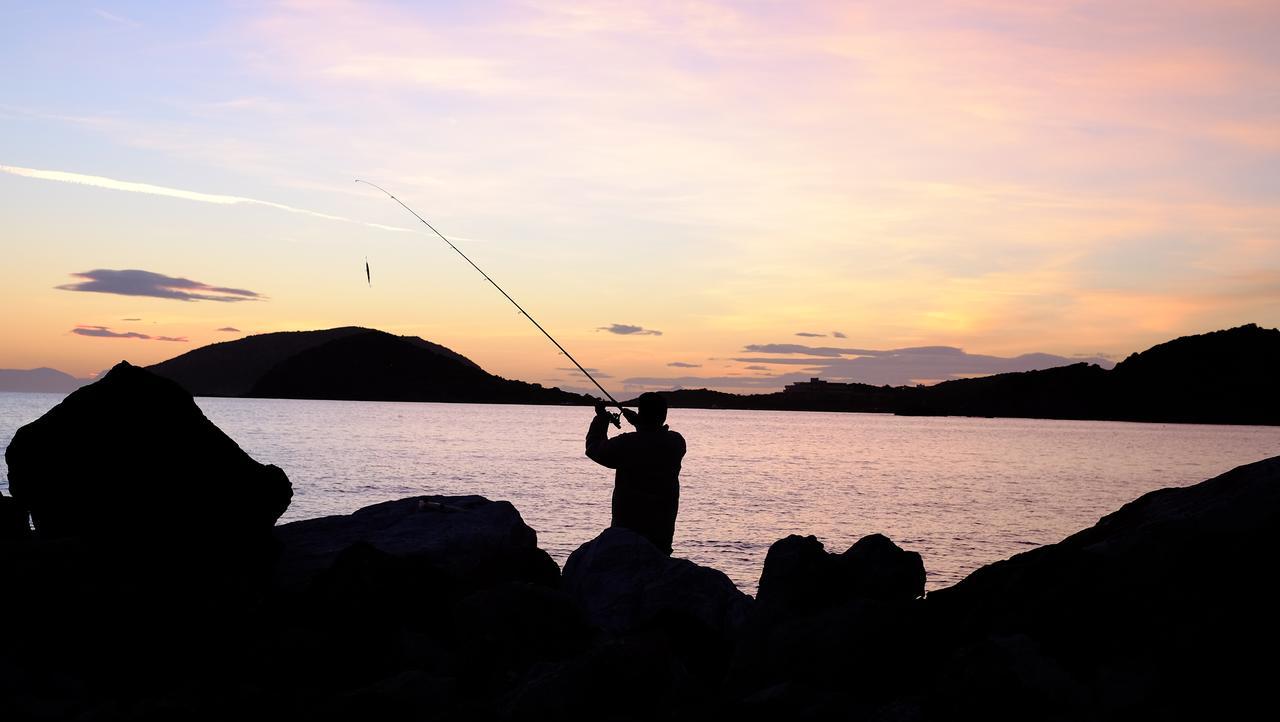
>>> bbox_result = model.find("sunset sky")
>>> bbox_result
[2,1,1277,394]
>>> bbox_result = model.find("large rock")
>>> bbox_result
[562,526,753,638]
[731,533,928,714]
[267,496,564,701]
[274,495,560,593]
[755,532,925,617]
[925,455,1280,720]
[4,361,291,545]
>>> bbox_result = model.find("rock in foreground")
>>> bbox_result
[924,455,1280,720]
[563,526,753,638]
[4,361,292,544]
[274,494,560,592]
[755,532,925,618]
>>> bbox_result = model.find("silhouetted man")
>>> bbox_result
[586,392,686,555]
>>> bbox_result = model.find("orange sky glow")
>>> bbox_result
[2,1,1277,393]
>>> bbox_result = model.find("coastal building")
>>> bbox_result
[783,377,857,394]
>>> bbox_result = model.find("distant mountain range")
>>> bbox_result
[0,368,89,393]
[9,323,1276,425]
[639,324,1280,426]
[147,327,591,405]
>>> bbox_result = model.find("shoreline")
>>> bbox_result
[3,362,1277,719]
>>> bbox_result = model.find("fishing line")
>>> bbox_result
[355,179,623,426]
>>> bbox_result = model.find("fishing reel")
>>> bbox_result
[595,405,623,428]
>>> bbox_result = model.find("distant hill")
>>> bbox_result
[149,327,479,397]
[0,368,89,393]
[649,324,1280,426]
[1107,323,1280,424]
[148,327,588,406]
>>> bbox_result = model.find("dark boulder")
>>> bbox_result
[266,498,565,710]
[562,526,753,639]
[925,455,1280,720]
[4,361,291,545]
[754,534,834,616]
[274,495,560,594]
[755,532,925,618]
[843,533,927,602]
[732,532,928,716]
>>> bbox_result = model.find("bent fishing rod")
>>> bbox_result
[356,179,624,427]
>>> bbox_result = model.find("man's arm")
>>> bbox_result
[586,407,624,468]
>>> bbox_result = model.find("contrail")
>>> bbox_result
[0,163,412,234]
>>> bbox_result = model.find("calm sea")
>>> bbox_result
[2,392,1277,592]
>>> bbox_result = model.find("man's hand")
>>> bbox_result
[621,408,640,427]
[595,403,621,428]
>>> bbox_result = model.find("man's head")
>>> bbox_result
[632,392,668,430]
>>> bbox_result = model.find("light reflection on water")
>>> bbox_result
[3,392,1278,593]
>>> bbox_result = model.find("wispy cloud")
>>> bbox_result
[667,361,701,368]
[92,9,140,28]
[216,326,241,332]
[0,164,410,233]
[832,331,847,338]
[59,269,263,303]
[597,323,663,336]
[795,332,826,337]
[556,366,613,378]
[72,325,187,342]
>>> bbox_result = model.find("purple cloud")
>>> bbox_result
[629,341,1116,390]
[795,332,826,337]
[58,269,263,302]
[667,361,701,368]
[216,326,241,332]
[72,325,188,342]
[832,331,847,338]
[557,366,613,378]
[598,323,662,336]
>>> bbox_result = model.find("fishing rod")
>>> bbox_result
[356,179,624,427]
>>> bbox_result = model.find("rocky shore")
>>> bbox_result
[2,362,1277,721]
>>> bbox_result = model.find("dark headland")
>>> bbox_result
[2,360,1278,720]
[147,327,593,405]
[649,324,1280,425]
[142,323,1280,425]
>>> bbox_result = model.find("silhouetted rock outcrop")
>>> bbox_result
[274,494,560,593]
[4,361,291,546]
[731,533,929,716]
[923,455,1280,720]
[755,532,925,617]
[1,364,294,719]
[563,526,753,638]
